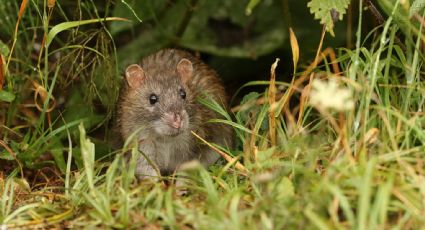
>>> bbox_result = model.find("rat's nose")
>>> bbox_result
[169,112,182,129]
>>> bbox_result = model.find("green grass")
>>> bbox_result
[1,0,425,229]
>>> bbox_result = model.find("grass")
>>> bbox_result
[1,0,425,229]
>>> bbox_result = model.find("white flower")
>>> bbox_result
[309,78,354,111]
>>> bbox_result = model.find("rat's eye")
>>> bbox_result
[179,89,186,100]
[149,94,158,105]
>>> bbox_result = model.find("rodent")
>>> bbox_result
[117,49,233,179]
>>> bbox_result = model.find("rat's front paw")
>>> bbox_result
[174,177,190,196]
[135,162,160,181]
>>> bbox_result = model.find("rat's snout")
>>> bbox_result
[164,112,183,129]
[171,112,182,129]
[155,110,187,136]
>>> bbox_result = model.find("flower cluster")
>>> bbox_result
[309,78,354,111]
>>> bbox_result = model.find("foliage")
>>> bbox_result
[110,0,347,67]
[0,0,425,228]
[308,0,351,36]
[111,0,287,65]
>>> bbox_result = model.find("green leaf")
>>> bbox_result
[0,149,14,160]
[49,137,67,174]
[245,0,262,15]
[240,91,260,105]
[46,17,129,48]
[0,40,10,56]
[274,177,294,200]
[307,0,350,36]
[0,90,15,102]
[59,87,104,136]
[79,123,95,190]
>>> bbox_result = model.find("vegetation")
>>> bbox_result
[0,0,424,228]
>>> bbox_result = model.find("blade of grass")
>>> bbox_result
[191,131,248,174]
[79,123,95,191]
[45,17,129,48]
[5,0,29,74]
[304,207,330,230]
[357,158,376,230]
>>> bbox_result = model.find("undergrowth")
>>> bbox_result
[1,0,424,229]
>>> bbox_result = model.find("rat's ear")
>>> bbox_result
[125,64,145,88]
[176,58,193,82]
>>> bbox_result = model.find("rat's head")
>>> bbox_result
[124,58,194,137]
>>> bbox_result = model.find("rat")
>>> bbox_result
[117,49,233,179]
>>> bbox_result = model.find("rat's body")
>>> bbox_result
[117,49,233,178]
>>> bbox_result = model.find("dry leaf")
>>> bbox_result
[48,0,55,8]
[364,128,379,145]
[268,58,279,146]
[289,27,299,71]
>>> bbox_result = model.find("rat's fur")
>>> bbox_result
[117,49,233,178]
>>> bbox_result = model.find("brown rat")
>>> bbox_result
[117,49,233,179]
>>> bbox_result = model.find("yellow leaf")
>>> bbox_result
[48,0,55,8]
[289,27,299,72]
